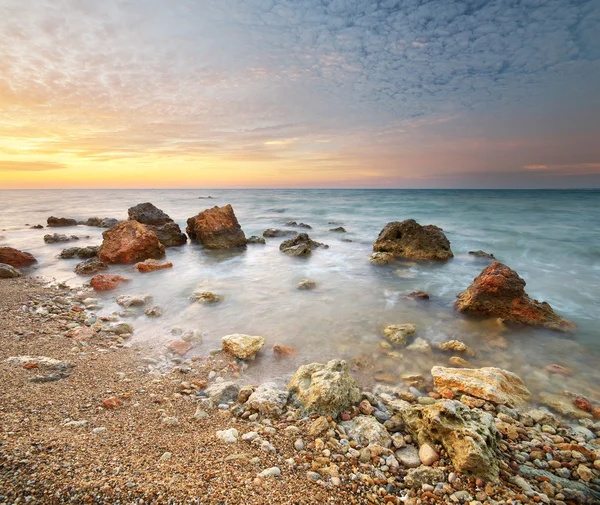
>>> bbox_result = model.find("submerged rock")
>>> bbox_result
[285,221,312,229]
[469,250,495,260]
[222,334,265,359]
[329,226,346,233]
[383,324,416,346]
[369,252,394,265]
[455,262,574,332]
[59,246,99,259]
[90,274,129,291]
[431,366,531,406]
[128,202,172,226]
[373,219,453,261]
[340,414,391,448]
[0,263,21,278]
[297,279,316,290]
[86,217,118,228]
[44,233,74,244]
[246,236,266,244]
[116,294,152,307]
[263,228,297,238]
[272,344,296,358]
[166,339,192,356]
[435,340,475,356]
[134,258,173,273]
[186,204,246,249]
[279,233,328,257]
[190,291,223,304]
[408,290,430,300]
[0,247,37,268]
[73,258,108,275]
[245,382,289,416]
[287,359,361,417]
[98,220,165,264]
[47,216,77,227]
[538,392,593,420]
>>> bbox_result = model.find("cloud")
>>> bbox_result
[524,165,548,170]
[0,161,68,172]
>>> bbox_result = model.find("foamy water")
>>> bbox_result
[1,189,599,398]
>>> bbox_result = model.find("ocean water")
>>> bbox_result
[1,189,599,398]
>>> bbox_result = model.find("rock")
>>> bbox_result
[90,274,129,291]
[222,334,265,359]
[59,246,99,259]
[0,263,22,278]
[65,326,96,341]
[340,415,391,448]
[307,416,329,437]
[257,467,281,478]
[74,258,108,275]
[263,229,297,238]
[216,428,239,443]
[359,399,374,415]
[370,252,394,265]
[545,363,573,376]
[286,221,312,229]
[383,324,416,346]
[103,322,133,335]
[205,381,240,404]
[237,386,255,404]
[5,355,72,371]
[392,399,500,481]
[134,259,173,273]
[297,279,316,290]
[294,439,304,451]
[246,383,289,416]
[102,396,121,409]
[449,356,470,367]
[573,397,592,413]
[469,250,495,260]
[329,227,346,232]
[186,204,246,249]
[86,217,118,228]
[0,247,37,268]
[404,467,445,489]
[99,220,165,264]
[30,225,43,229]
[246,235,266,244]
[435,340,475,356]
[408,291,429,300]
[128,202,173,225]
[279,233,328,257]
[43,233,73,243]
[455,262,574,332]
[373,220,453,261]
[145,306,162,317]
[272,344,296,358]
[538,392,593,419]
[190,291,222,304]
[431,366,530,406]
[166,339,192,356]
[147,222,187,247]
[47,216,77,227]
[287,359,361,417]
[395,445,421,468]
[116,294,151,307]
[406,337,431,354]
[419,443,439,466]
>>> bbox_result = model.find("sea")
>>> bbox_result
[1,189,599,398]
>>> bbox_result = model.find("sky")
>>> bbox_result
[1,0,599,189]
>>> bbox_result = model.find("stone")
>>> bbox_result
[246,235,266,244]
[205,381,240,404]
[65,326,96,341]
[404,467,446,489]
[419,443,440,466]
[59,246,99,259]
[47,216,77,227]
[340,415,391,448]
[128,202,172,225]
[329,227,346,232]
[5,355,72,371]
[286,221,312,229]
[216,428,239,443]
[373,220,453,261]
[0,247,37,268]
[406,337,431,354]
[116,294,152,307]
[359,399,374,415]
[279,233,328,257]
[408,291,429,300]
[545,363,573,376]
[435,340,475,356]
[307,416,329,437]
[99,220,165,264]
[455,262,574,332]
[145,306,162,317]
[134,259,173,273]
[263,229,297,238]
[90,274,129,291]
[237,386,255,404]
[391,399,501,482]
[86,217,118,228]
[222,334,265,359]
[103,322,133,335]
[102,396,121,409]
[147,222,187,247]
[287,360,361,417]
[469,250,495,260]
[166,339,192,356]
[538,393,593,419]
[272,344,296,358]
[74,259,108,275]
[395,445,421,468]
[43,233,72,243]
[190,291,223,304]
[370,252,394,265]
[0,263,21,278]
[383,324,416,346]
[245,382,289,416]
[297,279,316,290]
[257,467,281,478]
[186,204,246,249]
[431,366,530,406]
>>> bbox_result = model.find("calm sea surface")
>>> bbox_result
[1,189,599,397]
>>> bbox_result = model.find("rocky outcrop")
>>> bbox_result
[455,262,574,332]
[134,259,173,273]
[287,360,361,417]
[245,383,289,416]
[383,324,416,346]
[279,233,328,257]
[0,264,21,278]
[74,259,108,275]
[263,229,297,238]
[0,247,36,268]
[59,246,99,259]
[340,415,391,448]
[186,205,246,249]
[373,220,453,261]
[128,202,172,225]
[391,399,500,482]
[147,222,187,247]
[222,334,265,359]
[90,274,130,291]
[431,366,531,407]
[98,221,165,264]
[47,216,77,227]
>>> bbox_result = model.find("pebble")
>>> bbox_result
[241,431,259,442]
[307,471,321,482]
[419,443,439,466]
[216,428,238,443]
[257,467,280,478]
[294,439,304,451]
[159,452,172,462]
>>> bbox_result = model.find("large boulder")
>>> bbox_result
[221,334,265,359]
[279,233,328,257]
[455,262,574,332]
[431,366,531,407]
[391,399,500,482]
[245,382,289,416]
[47,216,77,227]
[0,247,36,268]
[287,360,361,417]
[373,220,453,261]
[128,202,172,225]
[186,205,246,249]
[0,264,21,278]
[98,220,165,264]
[340,415,391,448]
[147,222,187,247]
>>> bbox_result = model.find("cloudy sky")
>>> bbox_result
[1,0,599,188]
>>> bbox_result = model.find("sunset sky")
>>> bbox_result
[1,0,599,189]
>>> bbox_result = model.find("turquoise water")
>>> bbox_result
[1,189,599,397]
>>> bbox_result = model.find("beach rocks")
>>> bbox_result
[98,220,165,264]
[166,339,192,356]
[128,202,172,225]
[538,392,593,419]
[190,291,222,304]
[369,252,394,265]
[246,236,266,244]
[286,221,312,229]
[59,246,99,259]
[116,294,151,307]
[186,204,246,249]
[395,445,421,467]
[47,216,77,227]
[455,262,574,331]
[373,219,453,261]
[0,264,21,278]
[419,443,440,466]
[134,259,173,273]
[44,233,75,243]
[287,360,361,417]
[340,414,392,448]
[436,340,475,356]
[263,229,297,238]
[404,467,446,489]
[0,247,36,268]
[205,381,240,404]
[272,344,296,358]
[329,226,346,233]
[279,233,328,257]
[216,428,239,443]
[469,250,495,260]
[431,366,531,407]
[408,290,430,300]
[86,217,118,228]
[296,279,316,290]
[147,222,187,247]
[394,399,500,481]
[222,334,265,359]
[5,355,72,372]
[245,383,289,416]
[90,274,129,291]
[74,258,108,275]
[383,324,416,346]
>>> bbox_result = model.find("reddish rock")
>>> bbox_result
[272,344,296,357]
[65,326,96,341]
[98,220,165,264]
[166,339,192,356]
[0,247,37,268]
[573,397,592,413]
[359,400,374,415]
[545,364,573,376]
[408,290,430,300]
[134,259,173,273]
[90,274,130,291]
[186,205,246,249]
[102,396,121,409]
[455,262,574,332]
[592,407,600,420]
[22,361,39,369]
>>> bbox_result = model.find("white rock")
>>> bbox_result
[159,452,172,462]
[246,382,289,416]
[222,333,265,359]
[216,428,239,443]
[294,439,304,451]
[116,294,152,308]
[340,415,391,448]
[257,467,280,478]
[242,431,260,442]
